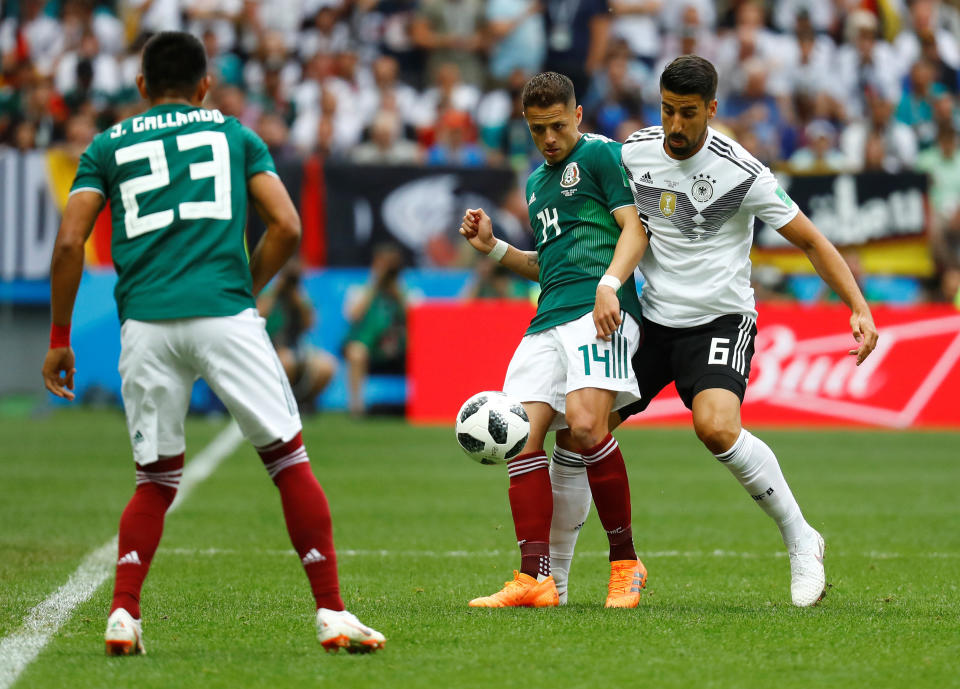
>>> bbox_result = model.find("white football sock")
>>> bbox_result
[549,447,592,603]
[714,429,808,545]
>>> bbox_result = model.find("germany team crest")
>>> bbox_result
[561,162,580,188]
[659,191,677,217]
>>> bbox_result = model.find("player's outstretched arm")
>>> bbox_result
[248,172,302,296]
[593,206,649,339]
[460,208,540,282]
[777,210,879,365]
[43,190,104,400]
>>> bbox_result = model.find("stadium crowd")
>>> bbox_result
[2,0,960,301]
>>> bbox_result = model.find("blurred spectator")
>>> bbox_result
[258,261,337,412]
[256,111,298,164]
[12,119,37,151]
[486,0,545,83]
[249,64,297,126]
[477,68,540,171]
[786,119,846,173]
[243,30,301,98]
[342,244,407,416]
[0,0,64,76]
[351,110,420,164]
[660,0,715,35]
[418,61,482,126]
[714,2,788,102]
[648,4,715,104]
[582,40,646,139]
[55,32,120,100]
[357,55,421,130]
[211,84,257,127]
[916,124,960,275]
[61,0,124,56]
[425,109,485,166]
[463,259,530,299]
[782,21,838,113]
[772,0,835,34]
[410,0,487,87]
[893,0,960,82]
[609,0,662,67]
[897,59,949,149]
[542,0,611,99]
[126,0,184,35]
[719,57,784,162]
[298,2,351,61]
[203,28,244,88]
[290,84,363,156]
[834,9,903,120]
[841,91,918,172]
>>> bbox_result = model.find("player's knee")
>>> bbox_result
[694,419,740,455]
[566,410,606,450]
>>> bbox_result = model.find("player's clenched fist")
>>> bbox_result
[460,208,496,254]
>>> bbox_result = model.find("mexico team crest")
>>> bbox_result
[561,162,580,188]
[659,191,677,217]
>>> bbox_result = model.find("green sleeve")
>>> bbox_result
[70,137,107,196]
[242,124,277,179]
[594,142,634,213]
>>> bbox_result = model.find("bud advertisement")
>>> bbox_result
[408,302,960,428]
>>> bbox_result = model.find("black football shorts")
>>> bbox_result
[618,314,757,419]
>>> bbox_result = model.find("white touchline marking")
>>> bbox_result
[157,547,960,560]
[0,420,243,689]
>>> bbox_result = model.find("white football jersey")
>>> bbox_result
[621,126,799,328]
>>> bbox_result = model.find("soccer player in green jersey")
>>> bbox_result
[459,72,650,608]
[41,32,385,655]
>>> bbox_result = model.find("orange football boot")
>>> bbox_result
[469,570,560,608]
[605,559,647,608]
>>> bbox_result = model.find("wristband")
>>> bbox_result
[487,238,509,263]
[598,274,622,291]
[50,322,71,349]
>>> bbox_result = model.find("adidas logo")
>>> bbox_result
[132,430,144,444]
[301,548,326,565]
[117,550,141,566]
[640,171,653,183]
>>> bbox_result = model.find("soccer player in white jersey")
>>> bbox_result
[549,55,879,607]
[41,32,384,653]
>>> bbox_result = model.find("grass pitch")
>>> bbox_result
[2,409,958,689]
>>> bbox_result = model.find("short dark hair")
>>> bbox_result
[660,55,718,103]
[141,32,207,100]
[521,72,575,110]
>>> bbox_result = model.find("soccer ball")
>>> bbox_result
[455,391,530,465]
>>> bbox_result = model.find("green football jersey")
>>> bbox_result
[70,103,277,322]
[525,133,642,334]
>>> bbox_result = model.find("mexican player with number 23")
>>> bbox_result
[42,31,384,655]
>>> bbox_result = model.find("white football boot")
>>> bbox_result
[105,608,145,656]
[788,527,826,607]
[316,608,386,653]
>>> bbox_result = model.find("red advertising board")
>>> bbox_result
[408,301,960,429]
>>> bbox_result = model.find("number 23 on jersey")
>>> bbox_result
[115,131,232,239]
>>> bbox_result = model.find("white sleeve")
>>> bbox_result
[743,166,799,231]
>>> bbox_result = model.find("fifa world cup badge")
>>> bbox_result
[561,162,580,188]
[659,191,677,217]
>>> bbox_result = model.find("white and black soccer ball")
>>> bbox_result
[455,391,530,465]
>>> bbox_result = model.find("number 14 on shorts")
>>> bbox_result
[577,336,630,379]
